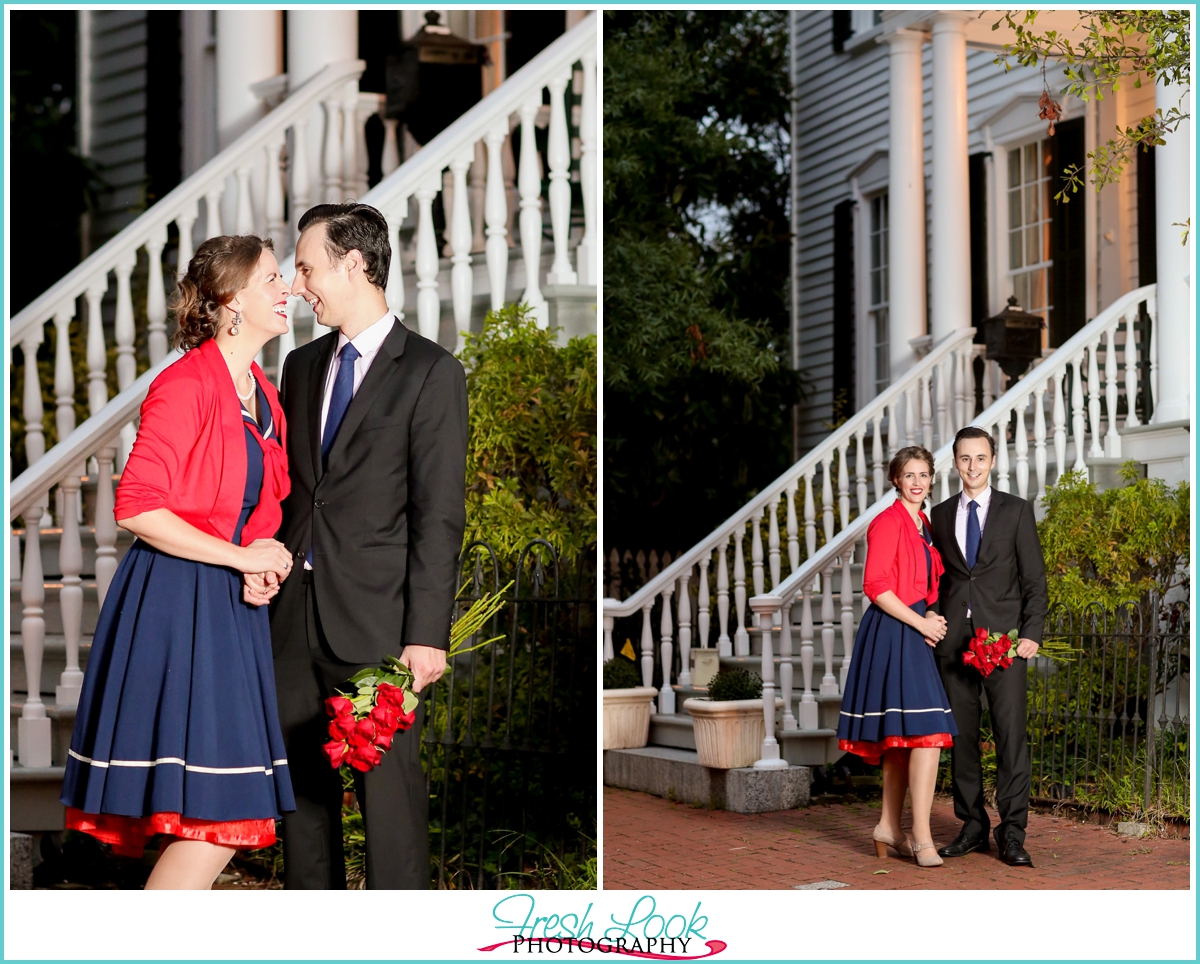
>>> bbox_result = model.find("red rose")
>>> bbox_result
[326,696,354,719]
[975,627,989,641]
[394,707,417,731]
[323,739,351,769]
[348,743,382,772]
[327,714,356,742]
[374,727,396,751]
[370,703,399,735]
[346,718,377,748]
[376,683,407,712]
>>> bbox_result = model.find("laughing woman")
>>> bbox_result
[60,235,297,889]
[836,445,957,868]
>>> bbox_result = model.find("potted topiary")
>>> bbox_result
[684,667,782,768]
[602,656,657,750]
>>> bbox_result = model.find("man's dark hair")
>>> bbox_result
[297,202,391,290]
[952,425,997,458]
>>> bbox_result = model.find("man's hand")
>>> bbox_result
[924,636,938,648]
[399,644,449,693]
[1016,638,1040,659]
[243,571,279,607]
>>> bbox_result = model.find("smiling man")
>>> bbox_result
[250,202,467,889]
[928,425,1048,868]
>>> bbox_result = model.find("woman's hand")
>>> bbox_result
[919,612,948,645]
[243,572,280,606]
[238,539,294,578]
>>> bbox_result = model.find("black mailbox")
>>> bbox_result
[985,296,1045,384]
[385,12,487,147]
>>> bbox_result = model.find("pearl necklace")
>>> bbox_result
[236,371,256,404]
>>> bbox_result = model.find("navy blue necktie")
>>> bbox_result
[307,342,361,567]
[965,499,981,569]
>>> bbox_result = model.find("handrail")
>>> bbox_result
[9,59,365,345]
[762,283,1158,606]
[604,325,977,618]
[9,353,181,522]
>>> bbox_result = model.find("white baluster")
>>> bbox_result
[837,441,850,532]
[502,119,519,249]
[1087,341,1104,458]
[341,84,359,198]
[322,97,343,202]
[484,124,510,310]
[517,98,548,326]
[855,429,869,515]
[819,565,839,695]
[235,165,254,234]
[449,147,475,353]
[114,255,138,465]
[602,607,614,662]
[1104,326,1121,457]
[839,549,855,693]
[797,585,818,729]
[751,508,765,597]
[982,358,997,411]
[414,174,441,343]
[53,307,76,447]
[545,70,577,285]
[383,204,408,322]
[21,329,46,530]
[936,357,949,448]
[469,139,486,254]
[576,48,597,286]
[785,480,799,574]
[920,373,933,450]
[381,118,400,178]
[640,602,654,689]
[871,417,884,502]
[803,469,816,560]
[697,554,711,651]
[716,536,732,657]
[18,506,51,767]
[733,525,749,656]
[145,226,169,363]
[264,132,286,245]
[1071,355,1088,474]
[1033,383,1047,508]
[768,495,781,589]
[1123,311,1140,427]
[750,598,787,769]
[85,284,109,415]
[659,586,675,715]
[175,206,196,278]
[291,116,311,243]
[94,447,118,604]
[779,592,796,731]
[1052,370,1067,485]
[820,454,834,544]
[204,187,223,239]
[56,469,84,708]
[904,386,917,449]
[677,572,692,687]
[995,415,1011,492]
[1145,290,1158,411]
[1014,394,1029,499]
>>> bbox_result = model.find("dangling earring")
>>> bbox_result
[230,310,242,336]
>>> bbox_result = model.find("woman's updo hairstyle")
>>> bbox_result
[172,235,273,351]
[888,445,936,494]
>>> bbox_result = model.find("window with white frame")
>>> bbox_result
[868,192,889,394]
[1006,139,1054,325]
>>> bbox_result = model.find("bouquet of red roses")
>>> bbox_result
[323,583,511,772]
[961,627,1019,677]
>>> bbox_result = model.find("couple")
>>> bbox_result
[836,429,1048,868]
[60,203,468,889]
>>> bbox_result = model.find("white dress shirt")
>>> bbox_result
[319,311,395,439]
[956,485,992,618]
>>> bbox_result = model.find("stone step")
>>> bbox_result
[10,635,93,698]
[10,699,77,769]
[648,702,843,768]
[9,765,67,833]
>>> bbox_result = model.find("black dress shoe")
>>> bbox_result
[999,837,1033,867]
[937,830,989,858]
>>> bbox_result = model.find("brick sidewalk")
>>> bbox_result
[603,787,1190,890]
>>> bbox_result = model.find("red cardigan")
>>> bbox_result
[862,497,944,607]
[114,338,289,546]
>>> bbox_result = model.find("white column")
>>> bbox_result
[545,70,577,285]
[930,13,972,344]
[576,49,597,286]
[518,98,548,326]
[750,596,787,769]
[885,29,928,377]
[1153,78,1192,423]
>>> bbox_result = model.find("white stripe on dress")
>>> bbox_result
[840,707,952,718]
[68,748,287,774]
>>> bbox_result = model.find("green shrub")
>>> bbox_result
[706,666,762,701]
[603,656,642,689]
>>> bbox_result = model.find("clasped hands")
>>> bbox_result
[238,538,293,607]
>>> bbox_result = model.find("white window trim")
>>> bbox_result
[850,152,889,409]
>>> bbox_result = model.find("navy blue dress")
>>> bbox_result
[837,522,957,764]
[61,382,295,854]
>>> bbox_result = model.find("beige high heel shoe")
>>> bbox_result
[911,841,944,867]
[872,826,914,858]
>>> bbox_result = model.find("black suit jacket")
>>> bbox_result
[271,317,468,664]
[929,489,1048,660]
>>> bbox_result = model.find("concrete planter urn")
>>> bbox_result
[684,697,784,769]
[603,687,658,750]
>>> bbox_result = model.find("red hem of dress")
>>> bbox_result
[839,733,954,766]
[65,807,276,858]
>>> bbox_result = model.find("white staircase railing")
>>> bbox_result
[743,283,1159,768]
[7,13,598,770]
[602,325,980,714]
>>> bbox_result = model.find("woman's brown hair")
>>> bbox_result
[888,445,936,493]
[172,235,273,351]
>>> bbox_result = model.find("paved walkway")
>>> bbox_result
[603,788,1190,890]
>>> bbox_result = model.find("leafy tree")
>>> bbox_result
[996,9,1191,239]
[604,11,802,552]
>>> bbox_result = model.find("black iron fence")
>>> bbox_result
[1027,601,1189,817]
[423,539,596,889]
